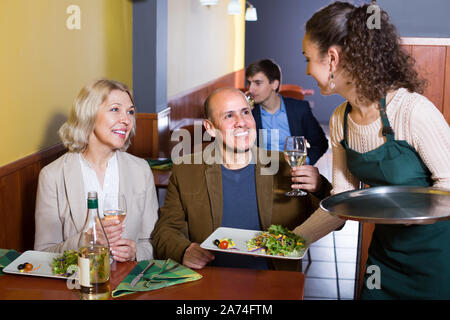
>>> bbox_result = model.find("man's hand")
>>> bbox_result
[111,238,137,262]
[182,243,215,269]
[291,165,322,193]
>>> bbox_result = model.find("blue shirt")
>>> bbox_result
[210,164,269,270]
[260,96,291,152]
[260,96,310,164]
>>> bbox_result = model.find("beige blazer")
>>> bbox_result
[34,151,159,261]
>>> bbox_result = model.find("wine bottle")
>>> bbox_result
[77,191,111,300]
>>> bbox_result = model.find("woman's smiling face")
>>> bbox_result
[89,89,136,152]
[302,33,334,95]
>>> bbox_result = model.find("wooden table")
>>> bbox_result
[0,262,305,300]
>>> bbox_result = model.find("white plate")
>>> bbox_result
[3,250,77,280]
[200,227,308,260]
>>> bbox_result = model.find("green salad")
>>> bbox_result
[52,250,78,276]
[247,225,306,257]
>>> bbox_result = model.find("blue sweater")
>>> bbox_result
[210,164,268,270]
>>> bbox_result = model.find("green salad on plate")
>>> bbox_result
[246,225,306,257]
[51,250,78,276]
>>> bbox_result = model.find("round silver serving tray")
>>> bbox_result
[320,186,450,224]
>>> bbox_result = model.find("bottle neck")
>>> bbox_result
[87,199,100,220]
[82,207,109,248]
[88,198,98,210]
[87,208,99,221]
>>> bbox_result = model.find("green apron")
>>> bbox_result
[341,100,450,299]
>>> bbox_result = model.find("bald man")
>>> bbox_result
[151,87,331,271]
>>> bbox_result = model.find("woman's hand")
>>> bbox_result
[101,218,136,261]
[291,165,322,193]
[111,238,137,262]
[100,218,124,246]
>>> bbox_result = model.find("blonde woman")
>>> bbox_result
[34,79,158,261]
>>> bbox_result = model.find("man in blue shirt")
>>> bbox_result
[246,59,328,165]
[152,88,332,271]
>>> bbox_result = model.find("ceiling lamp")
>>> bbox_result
[228,0,241,15]
[245,1,257,21]
[200,0,219,5]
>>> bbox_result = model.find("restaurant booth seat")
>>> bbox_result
[0,144,67,252]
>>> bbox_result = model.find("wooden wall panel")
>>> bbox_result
[444,46,450,124]
[411,45,446,113]
[127,113,158,159]
[168,69,245,131]
[0,144,66,251]
[400,44,412,56]
[156,108,172,158]
[127,108,172,159]
[0,172,21,249]
[16,162,42,250]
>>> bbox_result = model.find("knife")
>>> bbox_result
[130,261,154,287]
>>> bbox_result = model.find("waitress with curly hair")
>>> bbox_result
[292,2,450,299]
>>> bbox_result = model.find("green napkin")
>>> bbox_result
[111,259,202,298]
[146,159,172,170]
[0,249,20,276]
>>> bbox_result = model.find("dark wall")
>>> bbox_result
[133,0,168,113]
[245,0,449,124]
[378,0,450,37]
[245,0,353,124]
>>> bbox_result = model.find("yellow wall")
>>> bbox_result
[167,0,245,98]
[0,0,133,166]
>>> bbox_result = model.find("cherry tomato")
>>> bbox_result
[219,240,228,249]
[24,263,33,272]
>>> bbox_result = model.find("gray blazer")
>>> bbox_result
[34,151,158,261]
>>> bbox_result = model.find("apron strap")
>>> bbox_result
[343,97,394,144]
[343,102,351,145]
[379,97,395,139]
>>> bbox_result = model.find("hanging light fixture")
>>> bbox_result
[228,0,241,15]
[200,0,219,5]
[245,1,257,21]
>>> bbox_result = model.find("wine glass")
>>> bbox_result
[284,136,308,196]
[103,193,126,265]
[103,193,127,223]
[245,94,255,109]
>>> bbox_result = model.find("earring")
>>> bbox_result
[330,73,336,90]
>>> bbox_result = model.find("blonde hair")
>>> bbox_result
[59,79,136,152]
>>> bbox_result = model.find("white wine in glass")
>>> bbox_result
[284,136,307,196]
[103,193,127,223]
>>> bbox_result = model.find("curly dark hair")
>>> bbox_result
[305,1,425,103]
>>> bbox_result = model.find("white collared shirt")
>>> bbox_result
[78,152,119,217]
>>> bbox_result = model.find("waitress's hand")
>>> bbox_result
[111,238,136,262]
[291,165,322,193]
